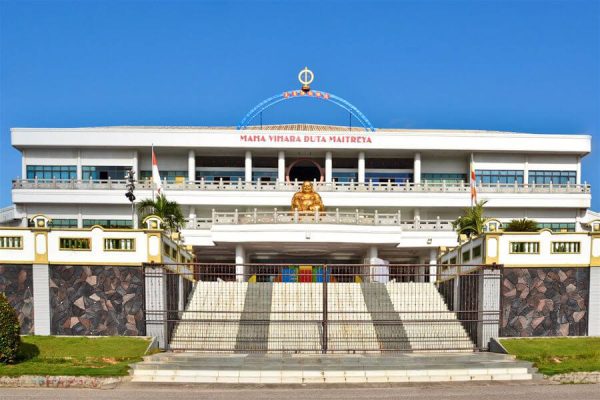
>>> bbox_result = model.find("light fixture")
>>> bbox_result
[427,238,433,245]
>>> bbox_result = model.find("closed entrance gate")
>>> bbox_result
[143,263,502,353]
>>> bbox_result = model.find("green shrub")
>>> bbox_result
[504,218,539,232]
[0,293,21,363]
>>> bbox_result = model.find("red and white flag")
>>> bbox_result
[470,154,477,206]
[152,147,163,195]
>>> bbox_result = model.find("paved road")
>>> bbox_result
[0,382,599,400]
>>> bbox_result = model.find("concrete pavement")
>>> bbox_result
[0,381,599,400]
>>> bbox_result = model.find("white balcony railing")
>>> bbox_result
[0,205,17,223]
[12,178,591,194]
[184,210,454,231]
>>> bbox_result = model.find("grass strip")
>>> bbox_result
[500,337,600,376]
[0,336,153,377]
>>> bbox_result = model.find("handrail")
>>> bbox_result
[184,210,454,230]
[11,178,591,194]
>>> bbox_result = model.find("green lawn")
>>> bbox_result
[0,336,153,377]
[500,337,600,376]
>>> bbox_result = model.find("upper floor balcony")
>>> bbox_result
[11,178,592,195]
[186,210,454,231]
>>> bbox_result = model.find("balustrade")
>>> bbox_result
[12,178,591,194]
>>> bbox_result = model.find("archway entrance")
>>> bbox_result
[287,159,324,182]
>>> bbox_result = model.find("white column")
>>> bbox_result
[413,208,421,222]
[188,150,195,182]
[358,152,365,183]
[418,256,427,283]
[77,206,83,228]
[576,155,582,184]
[76,150,82,180]
[245,151,252,182]
[589,267,600,335]
[367,246,378,263]
[32,264,51,335]
[479,269,501,349]
[21,149,27,179]
[367,246,378,282]
[469,153,475,184]
[144,266,167,348]
[235,245,246,282]
[178,275,185,313]
[523,155,529,185]
[429,248,438,283]
[413,152,421,184]
[278,151,285,182]
[325,151,333,183]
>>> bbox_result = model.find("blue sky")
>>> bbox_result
[0,0,598,208]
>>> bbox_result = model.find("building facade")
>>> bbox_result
[5,124,593,268]
[0,74,598,348]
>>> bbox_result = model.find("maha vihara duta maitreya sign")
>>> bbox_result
[239,133,373,144]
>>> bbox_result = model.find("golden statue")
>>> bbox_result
[292,181,325,212]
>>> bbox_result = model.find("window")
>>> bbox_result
[529,170,576,185]
[365,172,413,184]
[0,236,22,249]
[104,238,135,251]
[140,170,187,182]
[552,242,581,254]
[332,171,358,183]
[83,219,132,229]
[476,170,524,184]
[472,245,482,258]
[196,170,245,182]
[462,249,471,262]
[449,257,457,264]
[163,243,172,257]
[422,173,467,183]
[196,156,244,168]
[537,222,576,232]
[253,170,278,182]
[26,165,76,180]
[365,158,413,169]
[49,219,78,228]
[510,242,539,254]
[82,166,131,180]
[485,222,500,232]
[59,238,91,250]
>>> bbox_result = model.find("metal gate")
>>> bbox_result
[143,263,502,353]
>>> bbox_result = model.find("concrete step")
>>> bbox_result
[130,353,539,384]
[130,369,535,384]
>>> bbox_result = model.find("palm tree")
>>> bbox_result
[452,200,488,240]
[137,194,185,232]
[504,218,539,232]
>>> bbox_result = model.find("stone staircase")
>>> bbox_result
[130,352,541,384]
[169,281,474,352]
[386,282,474,351]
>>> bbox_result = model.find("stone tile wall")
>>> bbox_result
[0,264,34,334]
[501,268,589,336]
[50,265,145,336]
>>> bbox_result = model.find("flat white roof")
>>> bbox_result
[11,124,591,154]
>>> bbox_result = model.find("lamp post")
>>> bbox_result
[125,170,136,228]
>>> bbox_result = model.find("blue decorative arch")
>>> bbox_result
[236,89,375,132]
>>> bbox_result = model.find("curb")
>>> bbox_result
[0,375,125,389]
[546,372,600,384]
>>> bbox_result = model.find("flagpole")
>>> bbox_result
[151,144,155,202]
